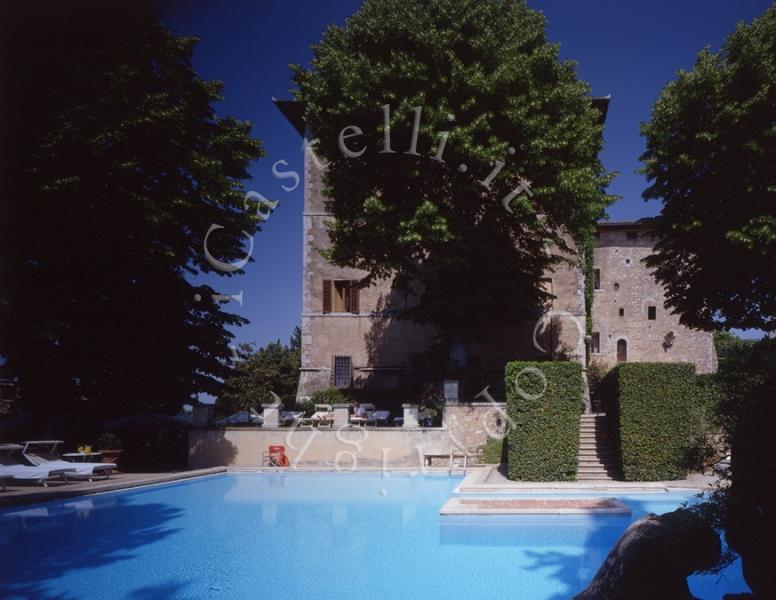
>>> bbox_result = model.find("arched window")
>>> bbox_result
[617,339,628,363]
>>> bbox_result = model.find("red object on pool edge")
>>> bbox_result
[268,445,288,467]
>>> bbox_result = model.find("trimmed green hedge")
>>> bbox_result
[604,363,707,481]
[506,361,583,481]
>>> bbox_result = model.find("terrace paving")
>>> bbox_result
[0,467,226,508]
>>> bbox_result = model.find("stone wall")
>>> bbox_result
[188,404,505,468]
[443,402,508,451]
[592,224,717,373]
[189,427,453,469]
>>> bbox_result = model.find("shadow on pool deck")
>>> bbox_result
[0,496,185,600]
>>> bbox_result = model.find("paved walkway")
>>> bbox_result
[456,465,721,493]
[0,467,226,508]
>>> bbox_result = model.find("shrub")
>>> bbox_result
[506,361,583,481]
[97,432,122,449]
[605,363,709,481]
[480,437,504,464]
[297,399,315,417]
[310,388,348,405]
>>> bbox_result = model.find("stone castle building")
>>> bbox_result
[275,100,716,405]
[591,222,716,373]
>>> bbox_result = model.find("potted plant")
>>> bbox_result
[97,432,123,465]
[419,406,438,427]
[419,383,443,427]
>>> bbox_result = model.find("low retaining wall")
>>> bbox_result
[189,403,508,469]
[189,428,453,469]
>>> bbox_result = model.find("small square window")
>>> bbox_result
[624,258,632,265]
[648,306,657,320]
[591,332,601,354]
[619,308,624,317]
[627,231,638,240]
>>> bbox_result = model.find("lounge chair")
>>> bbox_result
[22,441,116,481]
[280,411,304,427]
[214,410,263,426]
[367,410,391,426]
[0,444,74,489]
[300,405,334,429]
[350,403,376,427]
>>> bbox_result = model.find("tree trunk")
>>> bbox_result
[574,509,720,600]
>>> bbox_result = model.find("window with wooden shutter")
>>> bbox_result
[322,280,332,313]
[331,280,360,313]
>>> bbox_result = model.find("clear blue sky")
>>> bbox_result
[156,0,771,349]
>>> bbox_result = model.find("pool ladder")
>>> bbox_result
[448,452,468,476]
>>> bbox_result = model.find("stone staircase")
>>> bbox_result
[577,414,619,481]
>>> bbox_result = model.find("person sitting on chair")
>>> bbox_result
[353,402,368,419]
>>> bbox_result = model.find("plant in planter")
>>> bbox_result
[419,383,443,426]
[97,432,123,465]
[419,406,439,427]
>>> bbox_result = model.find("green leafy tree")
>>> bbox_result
[292,0,614,346]
[0,2,264,419]
[217,332,301,417]
[640,6,776,332]
[713,337,776,597]
[713,331,753,364]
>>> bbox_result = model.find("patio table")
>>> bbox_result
[62,452,103,463]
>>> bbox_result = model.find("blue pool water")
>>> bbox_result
[0,473,747,599]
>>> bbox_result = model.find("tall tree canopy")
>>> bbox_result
[292,0,613,344]
[216,327,302,417]
[0,1,264,419]
[641,6,776,332]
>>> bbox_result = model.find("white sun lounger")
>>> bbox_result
[367,410,392,426]
[22,441,116,481]
[0,444,75,489]
[300,405,334,429]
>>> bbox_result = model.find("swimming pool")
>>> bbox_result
[0,473,747,599]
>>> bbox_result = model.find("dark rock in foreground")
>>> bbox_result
[574,508,720,600]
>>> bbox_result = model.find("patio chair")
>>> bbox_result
[22,441,117,481]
